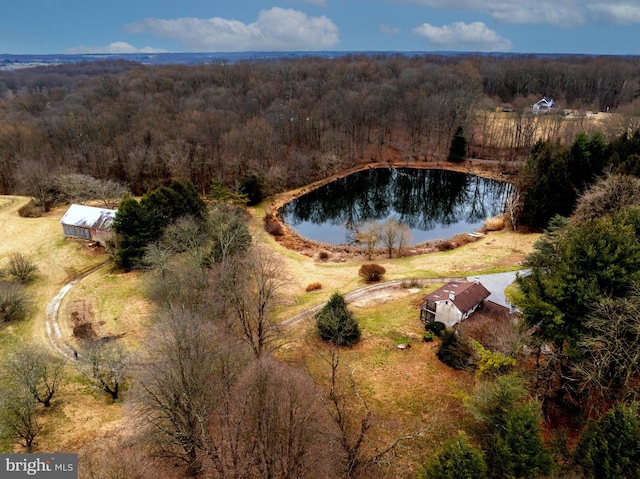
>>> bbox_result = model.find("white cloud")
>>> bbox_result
[401,0,640,27]
[379,24,402,34]
[297,0,329,6]
[412,21,513,51]
[587,3,640,24]
[64,42,166,54]
[124,7,339,52]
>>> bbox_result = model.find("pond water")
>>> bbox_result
[278,168,513,246]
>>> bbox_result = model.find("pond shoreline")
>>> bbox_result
[264,159,517,261]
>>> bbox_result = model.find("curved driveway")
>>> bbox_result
[466,271,528,310]
[45,265,526,359]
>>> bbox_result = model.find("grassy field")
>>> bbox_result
[0,194,539,474]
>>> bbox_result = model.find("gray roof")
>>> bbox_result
[60,204,117,231]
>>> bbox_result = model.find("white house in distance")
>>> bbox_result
[420,280,491,328]
[60,204,117,244]
[532,97,557,115]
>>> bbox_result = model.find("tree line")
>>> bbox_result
[2,53,640,200]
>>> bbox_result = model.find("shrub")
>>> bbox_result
[306,282,322,292]
[316,292,361,346]
[318,251,330,261]
[472,340,516,379]
[436,329,476,370]
[484,215,505,231]
[401,278,421,288]
[264,213,284,236]
[17,200,43,218]
[423,332,435,342]
[426,321,447,337]
[434,239,455,251]
[7,253,38,283]
[358,263,386,282]
[0,282,29,322]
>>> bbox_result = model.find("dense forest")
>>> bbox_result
[2,53,640,200]
[5,54,640,478]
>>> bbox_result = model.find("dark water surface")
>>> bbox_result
[278,168,513,246]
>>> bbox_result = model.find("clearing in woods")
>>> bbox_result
[0,192,538,474]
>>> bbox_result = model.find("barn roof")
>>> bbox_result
[60,204,117,231]
[422,281,491,314]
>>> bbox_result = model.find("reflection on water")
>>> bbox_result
[279,168,513,245]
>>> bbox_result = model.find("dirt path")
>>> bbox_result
[45,262,109,361]
[281,277,465,327]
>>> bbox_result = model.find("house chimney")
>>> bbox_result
[449,291,455,301]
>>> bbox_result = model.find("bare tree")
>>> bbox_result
[504,190,522,231]
[15,160,58,211]
[80,340,129,401]
[215,245,285,357]
[55,173,130,209]
[379,218,401,258]
[0,386,42,452]
[396,222,412,258]
[355,221,380,260]
[209,357,340,479]
[321,347,423,477]
[131,308,248,475]
[4,344,65,408]
[573,291,640,414]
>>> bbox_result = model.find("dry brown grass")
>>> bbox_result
[1,193,539,474]
[282,290,475,477]
[484,215,506,231]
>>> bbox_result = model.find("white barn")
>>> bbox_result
[60,204,117,244]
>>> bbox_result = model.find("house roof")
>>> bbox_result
[60,204,117,231]
[422,281,491,314]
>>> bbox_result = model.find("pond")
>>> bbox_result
[278,168,513,246]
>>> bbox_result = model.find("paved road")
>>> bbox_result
[466,270,529,310]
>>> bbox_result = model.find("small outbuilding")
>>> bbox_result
[60,204,117,244]
[420,280,491,328]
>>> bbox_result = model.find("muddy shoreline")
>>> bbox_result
[264,158,518,261]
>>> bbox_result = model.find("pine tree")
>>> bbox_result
[575,404,640,479]
[419,431,488,479]
[316,292,361,346]
[448,125,467,163]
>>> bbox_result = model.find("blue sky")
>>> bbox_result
[3,0,640,55]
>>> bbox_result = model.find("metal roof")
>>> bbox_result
[60,204,117,231]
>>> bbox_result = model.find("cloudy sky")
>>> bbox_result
[3,0,639,55]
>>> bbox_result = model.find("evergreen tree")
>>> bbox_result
[240,173,265,206]
[448,125,467,163]
[169,180,207,220]
[518,141,576,230]
[518,214,640,348]
[419,431,488,479]
[465,375,552,479]
[113,181,207,270]
[112,194,152,270]
[316,292,361,346]
[575,404,640,479]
